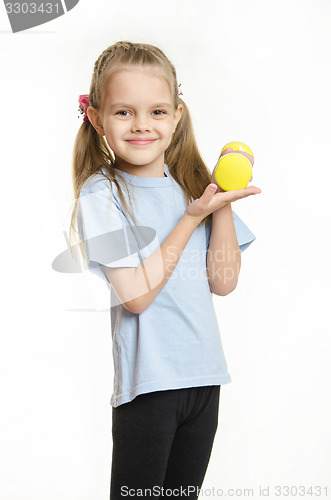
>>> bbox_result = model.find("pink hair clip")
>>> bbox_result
[78,94,90,122]
[178,83,183,96]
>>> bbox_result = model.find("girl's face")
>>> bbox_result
[90,65,183,177]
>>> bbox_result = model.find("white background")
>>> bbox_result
[1,0,330,499]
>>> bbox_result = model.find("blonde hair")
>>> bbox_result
[69,41,212,259]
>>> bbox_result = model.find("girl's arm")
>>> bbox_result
[103,212,200,314]
[206,203,241,296]
[103,183,260,314]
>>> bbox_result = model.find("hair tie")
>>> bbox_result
[78,94,90,122]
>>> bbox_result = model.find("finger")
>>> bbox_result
[202,184,219,201]
[245,185,261,194]
[214,185,261,203]
[206,183,218,193]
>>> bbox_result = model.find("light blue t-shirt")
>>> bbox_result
[78,163,256,407]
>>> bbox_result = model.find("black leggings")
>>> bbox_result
[110,385,221,499]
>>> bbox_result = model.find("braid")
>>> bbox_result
[95,46,115,76]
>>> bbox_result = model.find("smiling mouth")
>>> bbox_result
[126,139,156,145]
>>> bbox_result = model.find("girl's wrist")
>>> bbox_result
[182,211,203,228]
[213,201,232,217]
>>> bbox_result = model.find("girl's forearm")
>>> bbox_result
[133,213,201,313]
[206,203,241,295]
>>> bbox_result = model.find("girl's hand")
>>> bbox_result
[210,147,255,194]
[185,180,261,222]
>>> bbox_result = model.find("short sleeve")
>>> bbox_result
[231,210,256,252]
[205,209,256,253]
[78,179,158,283]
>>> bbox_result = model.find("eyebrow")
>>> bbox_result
[109,102,172,108]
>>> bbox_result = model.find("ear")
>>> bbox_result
[173,104,183,132]
[86,106,105,136]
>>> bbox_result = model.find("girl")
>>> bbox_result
[69,41,261,499]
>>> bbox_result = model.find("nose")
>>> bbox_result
[131,114,151,133]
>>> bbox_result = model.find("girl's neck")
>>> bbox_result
[114,159,166,178]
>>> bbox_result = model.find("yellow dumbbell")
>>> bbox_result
[214,141,254,191]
